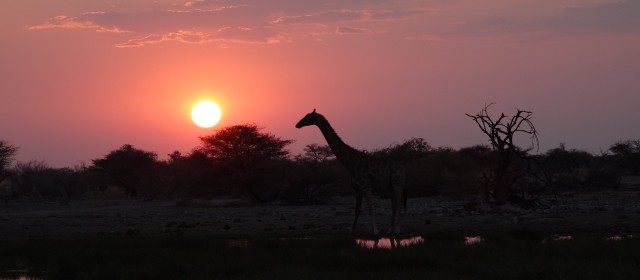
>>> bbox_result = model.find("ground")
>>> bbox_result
[0,190,638,240]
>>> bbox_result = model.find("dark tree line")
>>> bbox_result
[0,112,638,204]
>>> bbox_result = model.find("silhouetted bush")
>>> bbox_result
[91,144,161,198]
[541,144,594,191]
[609,139,640,175]
[283,144,348,204]
[165,150,222,197]
[414,148,482,197]
[4,123,640,202]
[12,160,50,198]
[373,137,432,161]
[9,161,80,198]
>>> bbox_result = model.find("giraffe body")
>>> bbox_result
[296,109,407,235]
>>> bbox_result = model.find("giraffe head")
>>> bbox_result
[295,109,321,128]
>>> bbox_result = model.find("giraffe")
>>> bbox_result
[295,109,407,236]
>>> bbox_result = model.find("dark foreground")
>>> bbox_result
[1,234,639,280]
[1,191,639,240]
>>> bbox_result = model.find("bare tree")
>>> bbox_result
[466,104,539,205]
[0,141,18,181]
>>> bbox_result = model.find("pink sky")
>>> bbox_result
[1,0,639,167]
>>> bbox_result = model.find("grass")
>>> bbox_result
[0,234,639,280]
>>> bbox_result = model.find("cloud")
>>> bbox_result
[447,0,640,38]
[271,10,365,25]
[271,8,427,25]
[27,14,129,33]
[366,9,429,21]
[180,0,393,14]
[555,0,640,34]
[336,26,370,35]
[447,17,518,37]
[27,0,429,47]
[115,31,211,48]
[115,27,286,48]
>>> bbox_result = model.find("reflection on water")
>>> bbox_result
[605,235,633,241]
[356,236,489,248]
[356,236,425,249]
[227,239,250,248]
[464,236,483,245]
[554,235,573,241]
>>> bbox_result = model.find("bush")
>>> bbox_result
[91,144,160,197]
[282,159,348,204]
[10,161,79,198]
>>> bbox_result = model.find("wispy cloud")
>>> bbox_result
[27,0,428,48]
[115,30,211,48]
[270,10,365,25]
[366,9,429,21]
[115,27,286,48]
[27,14,129,33]
[336,26,370,35]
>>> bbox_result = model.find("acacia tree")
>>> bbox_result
[609,139,640,175]
[198,124,294,202]
[199,124,293,169]
[294,143,335,164]
[92,144,159,197]
[466,104,539,205]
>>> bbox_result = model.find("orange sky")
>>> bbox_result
[1,0,639,167]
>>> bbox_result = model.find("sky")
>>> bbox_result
[1,0,639,167]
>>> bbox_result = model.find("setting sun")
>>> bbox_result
[191,100,222,128]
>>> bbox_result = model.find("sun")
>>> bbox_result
[191,100,222,128]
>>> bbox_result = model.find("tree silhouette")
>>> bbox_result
[199,124,293,170]
[198,124,294,202]
[0,141,18,181]
[92,144,159,197]
[466,104,539,205]
[609,139,640,175]
[373,137,432,161]
[295,143,335,163]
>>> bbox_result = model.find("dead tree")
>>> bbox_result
[466,104,539,206]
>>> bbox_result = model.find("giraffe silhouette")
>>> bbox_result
[296,109,407,236]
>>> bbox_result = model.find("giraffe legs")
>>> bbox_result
[352,191,362,233]
[362,185,379,236]
[390,195,399,235]
[352,178,378,236]
[388,172,406,235]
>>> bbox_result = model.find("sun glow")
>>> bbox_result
[191,100,222,128]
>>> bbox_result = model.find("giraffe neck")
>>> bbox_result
[315,115,367,165]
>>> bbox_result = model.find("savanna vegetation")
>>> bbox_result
[0,107,638,207]
[1,108,639,279]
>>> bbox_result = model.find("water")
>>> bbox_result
[228,234,634,250]
[554,235,573,241]
[228,239,250,248]
[606,235,633,241]
[355,236,425,249]
[464,236,483,245]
